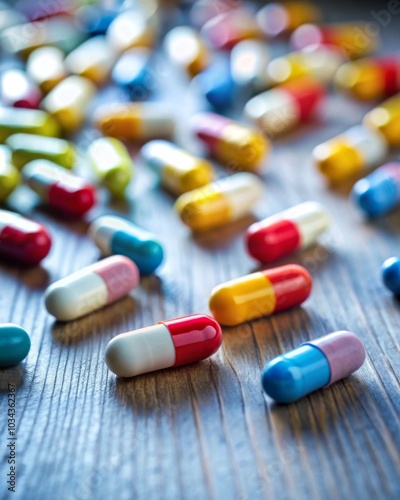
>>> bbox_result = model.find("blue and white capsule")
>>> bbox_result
[89,215,164,275]
[382,257,400,295]
[112,48,154,101]
[195,59,236,112]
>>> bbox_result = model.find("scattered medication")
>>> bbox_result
[105,314,222,377]
[0,107,59,142]
[261,331,366,403]
[230,40,270,91]
[209,264,312,326]
[0,68,41,109]
[363,93,400,148]
[175,172,263,232]
[112,48,154,100]
[0,145,20,202]
[195,59,236,111]
[26,46,67,94]
[45,255,139,321]
[89,216,164,275]
[0,324,31,368]
[382,257,400,295]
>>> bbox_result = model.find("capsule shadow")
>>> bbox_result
[0,365,27,391]
[0,262,50,289]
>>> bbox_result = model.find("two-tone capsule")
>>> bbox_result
[0,324,31,368]
[209,264,312,326]
[262,331,366,403]
[89,216,164,275]
[0,68,41,109]
[363,93,400,148]
[0,145,20,202]
[246,202,329,263]
[22,160,96,217]
[26,46,67,94]
[0,209,51,265]
[112,48,154,100]
[45,255,139,321]
[0,107,59,142]
[382,257,400,295]
[191,113,269,172]
[141,140,215,196]
[175,173,263,232]
[105,314,222,377]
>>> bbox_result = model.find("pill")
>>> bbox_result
[0,68,41,109]
[262,331,366,403]
[256,1,320,38]
[291,23,379,60]
[94,102,175,141]
[0,145,20,202]
[87,137,133,198]
[22,160,96,217]
[189,0,234,28]
[112,48,154,100]
[141,140,214,196]
[382,257,400,295]
[245,77,325,137]
[195,59,236,111]
[0,107,60,142]
[363,93,400,148]
[45,255,139,321]
[41,76,96,132]
[0,324,31,368]
[209,264,312,326]
[89,215,163,275]
[164,26,210,78]
[230,40,270,91]
[6,134,76,170]
[191,113,269,172]
[0,209,51,265]
[0,4,25,32]
[105,314,222,377]
[313,124,388,184]
[26,46,67,94]
[246,202,329,263]
[76,4,118,37]
[65,36,117,86]
[15,0,71,21]
[175,172,263,232]
[352,162,400,217]
[334,57,400,101]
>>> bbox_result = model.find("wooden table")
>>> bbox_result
[1,1,399,499]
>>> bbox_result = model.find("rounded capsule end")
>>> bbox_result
[382,257,400,295]
[262,356,306,404]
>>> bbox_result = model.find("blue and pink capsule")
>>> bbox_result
[382,257,400,295]
[262,331,366,403]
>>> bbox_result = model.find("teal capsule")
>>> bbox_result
[0,324,31,368]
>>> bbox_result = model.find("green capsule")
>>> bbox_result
[0,324,31,368]
[0,107,60,143]
[87,137,133,197]
[0,145,20,201]
[6,134,76,170]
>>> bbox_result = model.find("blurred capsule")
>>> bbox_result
[0,3,25,32]
[112,48,154,100]
[0,107,59,142]
[382,257,400,295]
[76,4,118,37]
[363,93,400,148]
[195,59,235,111]
[15,0,72,21]
[26,47,67,94]
[0,69,41,109]
[106,9,157,54]
[189,0,234,28]
[230,40,270,91]
[313,125,388,184]
[0,145,20,202]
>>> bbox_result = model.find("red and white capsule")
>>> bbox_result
[0,69,41,109]
[105,314,222,377]
[246,202,329,263]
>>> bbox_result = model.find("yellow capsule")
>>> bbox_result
[0,107,60,142]
[41,76,96,132]
[257,2,321,37]
[106,9,157,54]
[0,146,20,202]
[26,47,67,94]
[363,93,400,148]
[175,172,263,232]
[87,137,133,198]
[313,124,388,183]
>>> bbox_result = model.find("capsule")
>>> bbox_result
[0,4,25,33]
[87,137,133,198]
[209,264,312,326]
[262,331,366,403]
[6,134,76,170]
[363,93,400,148]
[0,68,41,109]
[175,172,263,232]
[0,209,51,265]
[15,0,72,21]
[76,4,118,37]
[195,59,236,112]
[230,40,270,91]
[189,0,234,28]
[45,255,139,321]
[246,202,329,263]
[313,125,388,184]
[245,77,325,137]
[191,113,269,172]
[164,26,209,78]
[141,140,214,196]
[111,48,154,100]
[0,145,20,202]
[26,46,67,94]
[41,76,96,132]
[106,9,157,54]
[94,102,175,141]
[382,257,400,295]
[0,107,59,142]
[22,160,96,217]
[0,324,31,368]
[334,57,400,101]
[105,314,222,377]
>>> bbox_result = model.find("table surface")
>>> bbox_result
[1,2,400,499]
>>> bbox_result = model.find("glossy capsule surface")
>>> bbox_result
[0,209,51,265]
[191,113,269,172]
[382,257,400,295]
[6,134,76,170]
[45,255,139,321]
[0,324,31,368]
[363,93,400,148]
[209,264,312,326]
[247,202,329,263]
[105,314,222,377]
[112,48,153,100]
[0,107,59,142]
[164,26,209,77]
[230,40,270,91]
[313,124,388,183]
[89,215,164,275]
[262,331,366,403]
[175,172,263,232]
[245,77,325,137]
[106,9,156,54]
[195,59,236,111]
[26,46,67,94]
[141,140,215,195]
[22,160,96,217]
[0,145,20,202]
[0,68,41,109]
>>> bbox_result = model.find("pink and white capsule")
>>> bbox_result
[44,255,139,321]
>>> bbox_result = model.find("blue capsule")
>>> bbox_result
[352,162,400,217]
[195,59,236,112]
[89,215,164,275]
[0,324,31,368]
[382,257,400,295]
[76,5,118,37]
[112,48,154,101]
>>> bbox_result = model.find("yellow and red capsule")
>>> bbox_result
[363,93,400,148]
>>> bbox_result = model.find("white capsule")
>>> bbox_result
[27,47,67,94]
[230,40,270,90]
